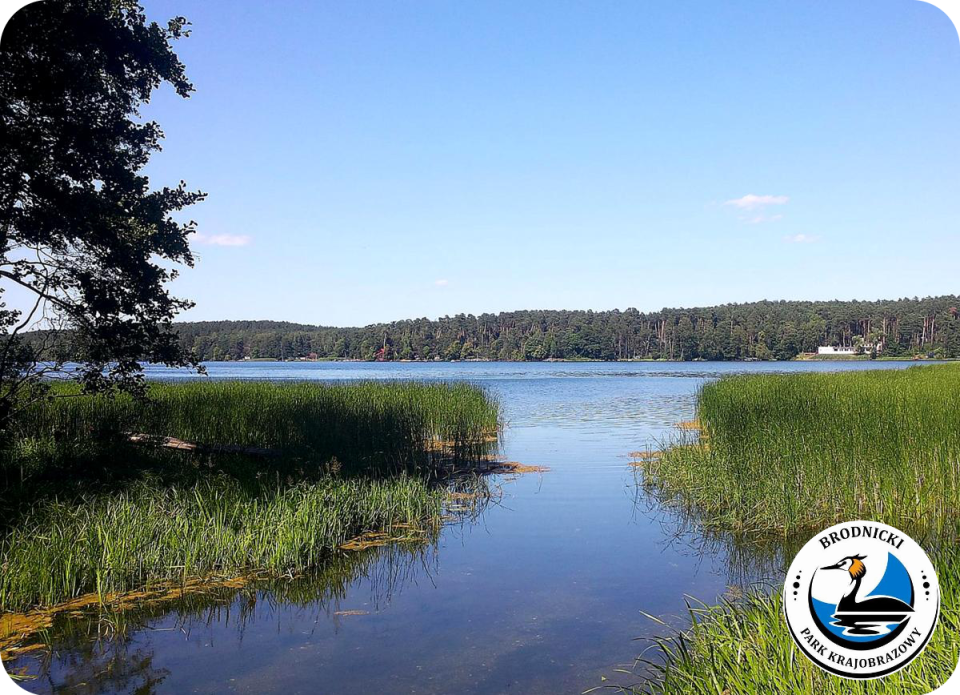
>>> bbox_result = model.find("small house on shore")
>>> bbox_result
[817,343,881,355]
[817,345,856,355]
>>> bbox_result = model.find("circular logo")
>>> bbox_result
[783,520,939,679]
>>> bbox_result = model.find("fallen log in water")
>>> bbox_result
[127,433,281,458]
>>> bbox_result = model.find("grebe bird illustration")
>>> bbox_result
[821,554,914,634]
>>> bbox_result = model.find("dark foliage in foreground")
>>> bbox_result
[0,0,203,428]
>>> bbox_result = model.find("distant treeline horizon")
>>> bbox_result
[167,296,960,362]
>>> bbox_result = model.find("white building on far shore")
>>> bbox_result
[817,343,880,355]
[817,346,856,355]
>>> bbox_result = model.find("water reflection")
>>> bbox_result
[11,543,440,693]
[638,506,792,588]
[629,464,799,587]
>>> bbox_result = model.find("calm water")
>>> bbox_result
[8,361,933,694]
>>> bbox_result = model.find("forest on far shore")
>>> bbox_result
[166,296,959,362]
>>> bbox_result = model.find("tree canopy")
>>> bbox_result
[0,0,203,423]
[167,296,960,363]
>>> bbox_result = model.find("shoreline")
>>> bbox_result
[193,356,957,364]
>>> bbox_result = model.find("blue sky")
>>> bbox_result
[136,0,960,326]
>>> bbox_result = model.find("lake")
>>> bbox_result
[7,360,934,694]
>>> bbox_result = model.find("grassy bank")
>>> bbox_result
[0,380,500,613]
[5,380,500,479]
[644,550,958,694]
[643,364,960,537]
[638,364,960,694]
[0,474,442,612]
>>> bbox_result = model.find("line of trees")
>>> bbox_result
[170,296,960,362]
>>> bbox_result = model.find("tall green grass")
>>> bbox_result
[643,364,960,538]
[641,550,958,695]
[0,380,501,510]
[637,364,960,694]
[0,474,442,612]
[0,380,501,612]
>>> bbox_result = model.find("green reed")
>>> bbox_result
[2,380,501,485]
[643,363,960,538]
[0,380,500,612]
[637,548,958,695]
[635,364,960,694]
[0,474,444,612]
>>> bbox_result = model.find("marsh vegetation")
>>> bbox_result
[637,363,960,694]
[5,380,500,484]
[0,381,501,619]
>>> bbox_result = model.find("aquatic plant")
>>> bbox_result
[0,474,444,612]
[0,380,501,515]
[641,363,960,538]
[0,380,501,612]
[635,363,960,694]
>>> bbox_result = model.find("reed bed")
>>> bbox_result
[0,380,501,613]
[3,380,500,476]
[640,550,958,695]
[642,363,960,538]
[0,474,443,612]
[636,363,960,694]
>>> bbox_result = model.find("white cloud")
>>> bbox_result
[724,194,790,210]
[192,233,252,247]
[783,233,819,243]
[434,279,449,287]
